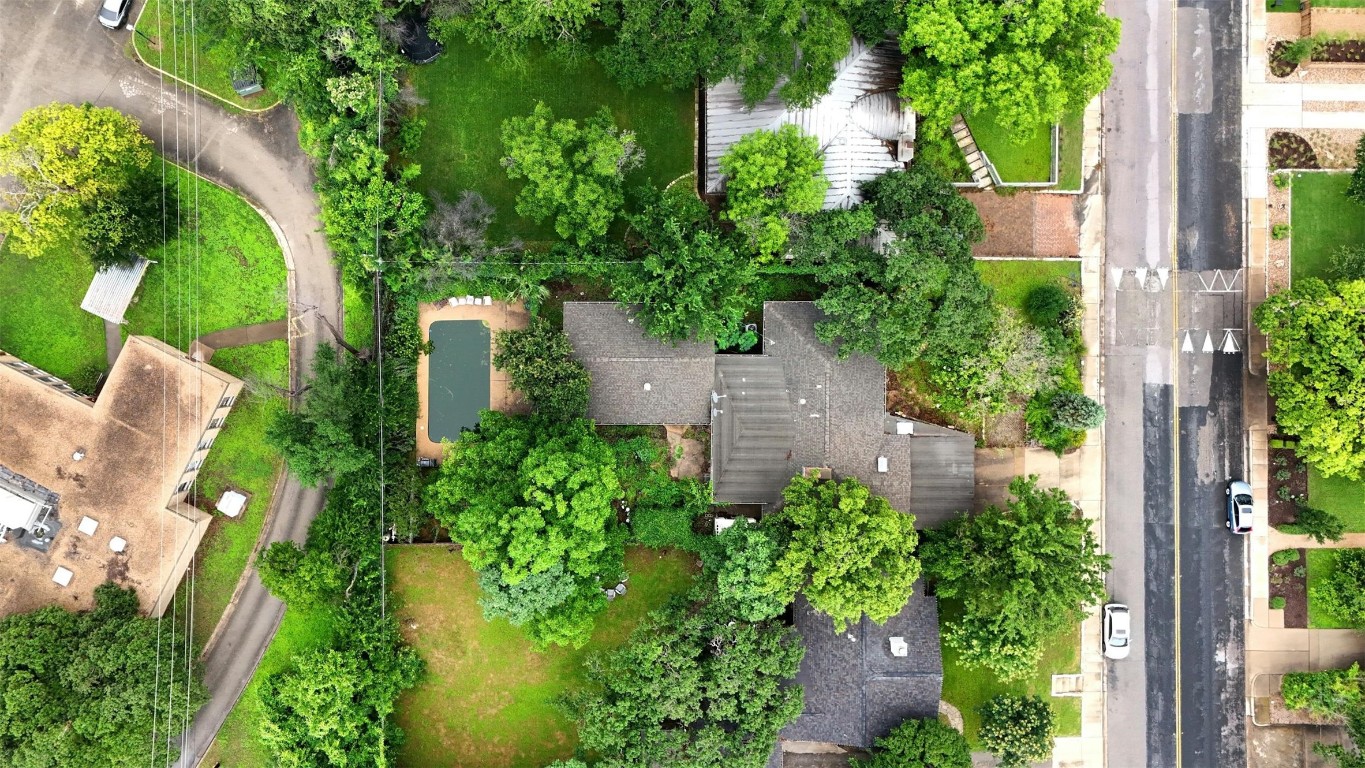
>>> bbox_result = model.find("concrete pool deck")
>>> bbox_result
[416,298,530,462]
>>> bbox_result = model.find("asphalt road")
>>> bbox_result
[1103,0,1247,763]
[0,3,339,766]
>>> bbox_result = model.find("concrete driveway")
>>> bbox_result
[0,3,339,766]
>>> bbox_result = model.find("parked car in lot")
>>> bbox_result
[1102,603,1131,660]
[98,0,132,29]
[1226,479,1253,534]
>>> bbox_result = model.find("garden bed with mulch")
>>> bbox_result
[1269,547,1308,629]
[1269,442,1310,526]
[1269,132,1321,170]
[1271,38,1365,77]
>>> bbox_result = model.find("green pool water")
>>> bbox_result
[428,320,490,442]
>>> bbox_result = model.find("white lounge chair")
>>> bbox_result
[483,295,493,305]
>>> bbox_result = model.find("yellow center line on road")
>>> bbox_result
[1170,2,1184,763]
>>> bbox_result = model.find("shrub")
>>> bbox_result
[1278,485,1294,500]
[1270,596,1287,610]
[1272,548,1302,567]
[1274,172,1292,189]
[979,695,1055,768]
[1282,37,1318,64]
[1050,391,1106,431]
[1025,389,1087,456]
[1310,550,1365,627]
[1272,223,1291,240]
[1024,283,1076,329]
[1282,663,1362,716]
[1276,468,1293,481]
[869,718,972,768]
[1348,134,1365,205]
[493,319,591,421]
[630,478,710,554]
[1280,506,1347,544]
[1295,565,1308,578]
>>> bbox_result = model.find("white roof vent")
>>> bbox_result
[72,449,86,461]
[217,490,248,518]
[877,456,889,473]
[896,421,914,435]
[109,537,127,553]
[643,382,652,391]
[890,636,909,657]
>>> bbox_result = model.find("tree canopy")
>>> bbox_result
[719,124,829,256]
[569,595,805,768]
[426,411,626,647]
[868,717,973,768]
[710,520,788,622]
[0,584,204,768]
[799,167,996,373]
[766,475,921,630]
[898,0,1120,136]
[922,475,1109,681]
[266,344,375,487]
[501,102,642,245]
[493,319,592,421]
[1254,278,1365,478]
[613,184,757,346]
[0,103,156,258]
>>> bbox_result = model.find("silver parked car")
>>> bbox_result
[1226,479,1253,534]
[98,0,132,29]
[1103,603,1131,660]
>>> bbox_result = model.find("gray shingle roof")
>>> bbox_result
[710,302,975,522]
[704,39,913,210]
[782,584,944,748]
[80,257,150,324]
[563,302,715,425]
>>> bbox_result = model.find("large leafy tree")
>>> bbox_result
[601,0,873,108]
[569,595,805,768]
[266,344,375,487]
[798,167,996,372]
[614,184,757,345]
[978,694,1055,768]
[1255,278,1365,478]
[80,168,177,268]
[710,520,788,622]
[922,475,1109,681]
[494,319,592,421]
[1309,548,1365,628]
[0,103,155,257]
[501,102,643,245]
[868,717,973,768]
[899,0,1120,136]
[438,0,599,61]
[719,124,829,256]
[0,584,205,767]
[766,475,921,630]
[426,411,626,647]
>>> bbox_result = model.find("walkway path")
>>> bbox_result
[0,7,340,768]
[103,320,122,366]
[194,320,290,351]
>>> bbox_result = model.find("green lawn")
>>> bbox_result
[0,238,107,392]
[409,36,696,244]
[1315,0,1365,6]
[184,341,288,648]
[1267,0,1302,9]
[1290,172,1365,282]
[1307,548,1358,629]
[966,108,1053,184]
[1308,468,1365,532]
[203,602,337,768]
[938,600,1083,749]
[976,259,1082,314]
[344,281,375,350]
[132,0,280,110]
[390,545,700,768]
[1058,108,1086,191]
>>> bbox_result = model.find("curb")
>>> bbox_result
[128,0,279,116]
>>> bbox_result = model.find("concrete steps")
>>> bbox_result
[951,115,995,189]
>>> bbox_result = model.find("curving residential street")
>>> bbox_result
[0,2,339,766]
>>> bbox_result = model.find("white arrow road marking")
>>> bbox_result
[1221,330,1240,354]
[1182,331,1195,353]
[1111,268,1126,289]
[1203,332,1215,353]
[1157,267,1170,288]
[1136,267,1149,290]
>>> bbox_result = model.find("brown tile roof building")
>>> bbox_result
[0,335,242,617]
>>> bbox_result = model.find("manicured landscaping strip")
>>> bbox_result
[1290,172,1365,282]
[1058,108,1086,191]
[966,108,1052,184]
[1306,548,1356,629]
[938,600,1083,749]
[202,603,337,768]
[0,238,107,392]
[390,545,699,768]
[410,36,696,244]
[132,0,280,110]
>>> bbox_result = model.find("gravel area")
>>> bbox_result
[1268,174,1291,293]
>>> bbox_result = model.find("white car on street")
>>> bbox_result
[1103,603,1131,660]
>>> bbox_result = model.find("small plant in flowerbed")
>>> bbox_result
[1269,547,1309,628]
[1269,132,1321,170]
[1268,439,1310,527]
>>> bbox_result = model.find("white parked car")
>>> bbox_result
[98,0,132,29]
[1103,603,1131,660]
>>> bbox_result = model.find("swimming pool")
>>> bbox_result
[427,320,490,442]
